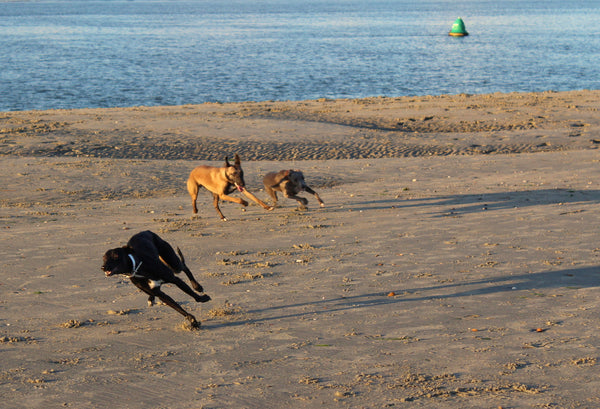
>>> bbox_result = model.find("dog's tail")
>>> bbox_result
[177,247,204,293]
[177,247,187,267]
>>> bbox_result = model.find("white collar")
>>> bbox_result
[127,254,143,278]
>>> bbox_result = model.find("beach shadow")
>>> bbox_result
[422,188,600,217]
[331,188,600,215]
[203,265,599,329]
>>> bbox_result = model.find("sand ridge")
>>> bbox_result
[1,90,598,161]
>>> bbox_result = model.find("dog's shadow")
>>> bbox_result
[201,265,599,330]
[332,188,600,215]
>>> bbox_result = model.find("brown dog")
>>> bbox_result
[102,230,210,327]
[263,169,324,209]
[187,154,273,220]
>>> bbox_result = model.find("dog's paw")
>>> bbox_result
[191,282,204,292]
[180,318,200,331]
[197,294,211,303]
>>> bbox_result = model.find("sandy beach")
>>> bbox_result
[1,90,600,408]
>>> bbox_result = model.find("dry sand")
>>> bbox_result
[1,90,600,408]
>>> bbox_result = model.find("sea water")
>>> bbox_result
[1,0,599,111]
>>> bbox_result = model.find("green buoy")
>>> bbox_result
[449,17,469,36]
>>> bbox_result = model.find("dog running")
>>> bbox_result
[263,169,325,209]
[187,154,273,220]
[102,230,210,327]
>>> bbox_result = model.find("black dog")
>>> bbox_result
[102,230,210,327]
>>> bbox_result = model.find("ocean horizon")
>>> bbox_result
[1,0,599,111]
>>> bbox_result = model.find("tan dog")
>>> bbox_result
[263,169,324,209]
[187,154,272,220]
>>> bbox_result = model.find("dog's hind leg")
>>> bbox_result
[187,178,200,214]
[150,234,204,292]
[152,233,204,292]
[165,274,211,303]
[265,185,279,207]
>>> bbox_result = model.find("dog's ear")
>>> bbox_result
[277,170,290,182]
[224,157,230,167]
[234,154,241,166]
[122,246,134,254]
[103,247,125,262]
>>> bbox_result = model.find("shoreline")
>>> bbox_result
[3,89,596,114]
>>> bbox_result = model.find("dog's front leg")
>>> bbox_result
[241,189,273,210]
[132,278,200,324]
[286,194,309,209]
[131,278,157,307]
[220,193,248,208]
[152,287,200,327]
[212,193,227,220]
[304,186,325,207]
[214,193,248,220]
